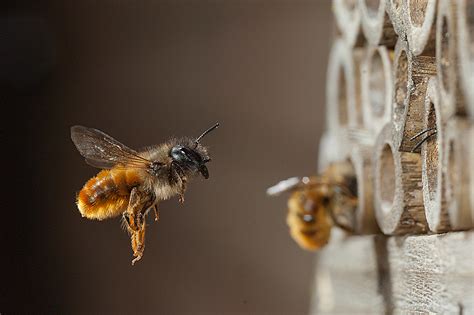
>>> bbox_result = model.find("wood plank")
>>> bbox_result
[309,231,474,314]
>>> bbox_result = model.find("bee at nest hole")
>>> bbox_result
[267,162,358,250]
[71,123,219,265]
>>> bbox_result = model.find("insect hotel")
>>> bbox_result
[311,0,474,313]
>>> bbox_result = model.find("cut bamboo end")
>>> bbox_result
[436,0,467,118]
[374,124,427,235]
[359,0,397,47]
[421,78,450,232]
[385,0,407,37]
[392,38,436,152]
[361,45,393,137]
[318,131,351,173]
[349,144,380,234]
[406,0,437,56]
[456,0,474,119]
[443,118,473,230]
[326,40,364,132]
[333,0,365,47]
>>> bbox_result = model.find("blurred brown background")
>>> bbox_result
[2,1,331,313]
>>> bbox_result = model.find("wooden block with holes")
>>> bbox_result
[308,1,474,313]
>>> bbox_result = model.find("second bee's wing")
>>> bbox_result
[71,125,152,169]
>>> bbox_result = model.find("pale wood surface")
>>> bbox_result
[310,231,474,315]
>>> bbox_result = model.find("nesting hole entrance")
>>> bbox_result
[369,49,386,118]
[425,102,439,201]
[365,0,381,18]
[409,0,428,27]
[394,50,408,119]
[379,144,396,214]
[338,67,349,126]
[440,16,451,93]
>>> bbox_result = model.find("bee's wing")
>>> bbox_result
[71,125,152,170]
[267,175,351,196]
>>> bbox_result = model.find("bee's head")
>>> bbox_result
[169,123,219,179]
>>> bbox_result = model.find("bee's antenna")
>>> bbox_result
[410,127,437,152]
[195,122,219,145]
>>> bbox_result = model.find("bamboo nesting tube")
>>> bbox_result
[443,118,473,230]
[349,144,379,234]
[456,0,474,119]
[436,0,468,118]
[326,39,364,133]
[374,124,427,235]
[361,45,393,137]
[392,38,436,152]
[405,0,437,56]
[420,78,450,232]
[333,0,365,47]
[385,0,407,37]
[359,0,397,47]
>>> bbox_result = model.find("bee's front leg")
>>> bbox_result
[170,161,187,204]
[178,179,187,204]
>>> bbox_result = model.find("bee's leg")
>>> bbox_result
[144,204,160,222]
[328,208,354,233]
[124,187,154,264]
[170,161,187,204]
[152,205,160,222]
[178,179,187,204]
[124,187,152,231]
[131,222,146,265]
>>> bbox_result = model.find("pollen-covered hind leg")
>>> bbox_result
[124,187,154,265]
[131,222,146,265]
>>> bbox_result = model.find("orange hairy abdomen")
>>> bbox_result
[76,168,142,220]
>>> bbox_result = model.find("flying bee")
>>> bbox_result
[71,123,219,265]
[267,162,358,251]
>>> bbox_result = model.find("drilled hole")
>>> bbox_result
[379,144,395,213]
[440,16,451,93]
[394,50,408,119]
[338,67,349,125]
[409,0,429,27]
[369,49,386,118]
[425,102,439,201]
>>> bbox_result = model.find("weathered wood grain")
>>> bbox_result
[421,77,450,232]
[361,45,394,138]
[436,0,468,119]
[405,0,437,56]
[443,117,473,230]
[456,0,474,119]
[333,0,366,47]
[392,38,437,153]
[359,0,397,47]
[310,231,474,314]
[374,124,428,235]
